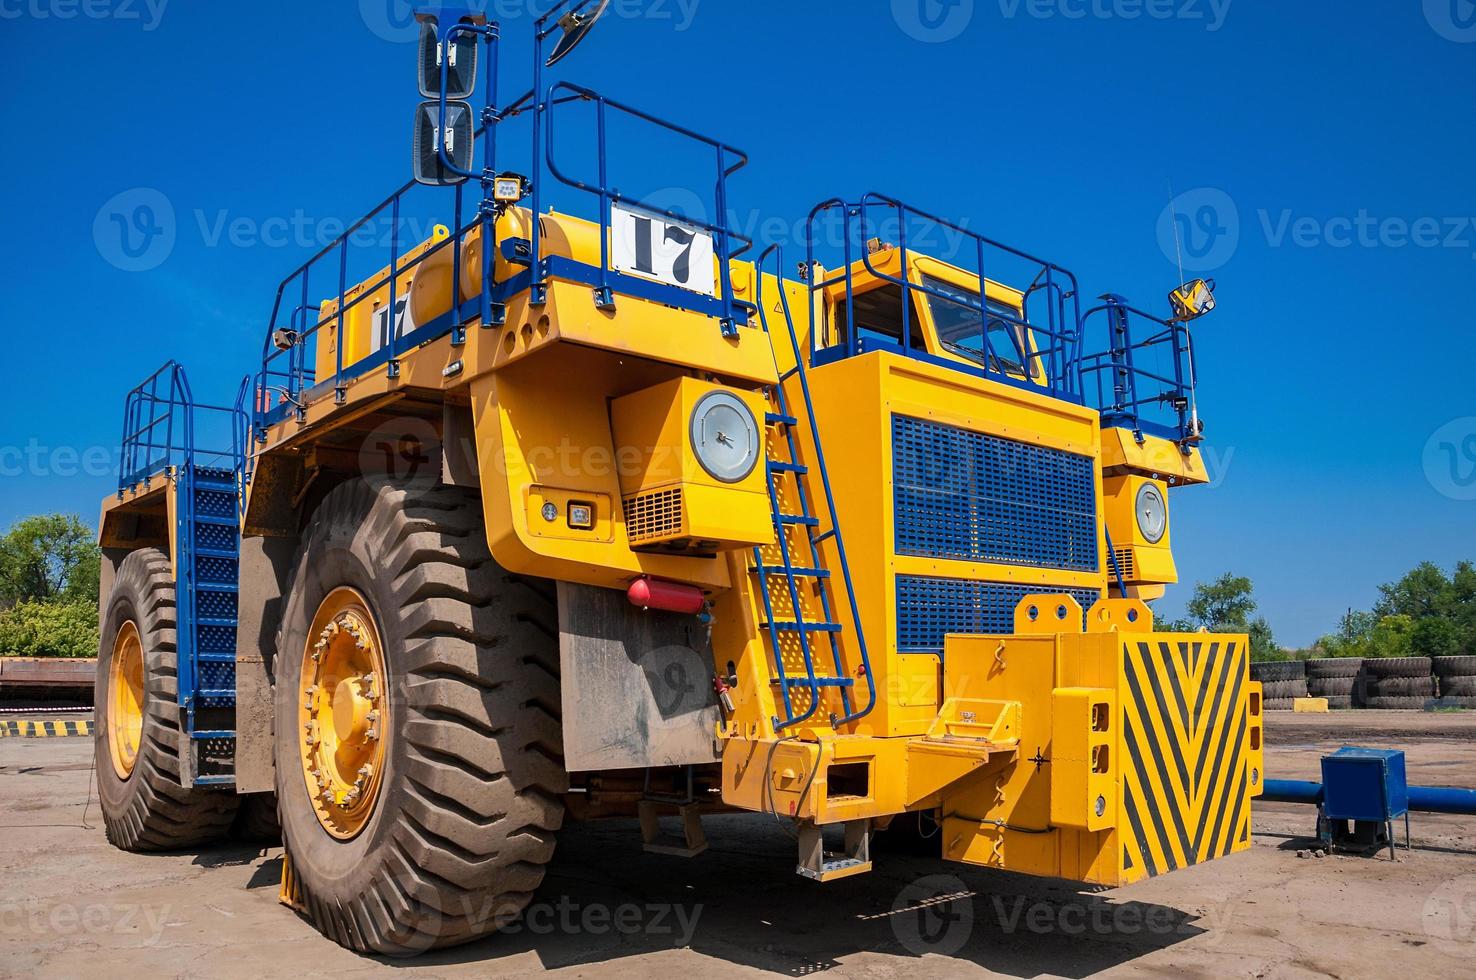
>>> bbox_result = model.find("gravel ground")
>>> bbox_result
[2,711,1474,979]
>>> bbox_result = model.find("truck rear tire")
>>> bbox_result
[95,548,240,851]
[274,479,564,955]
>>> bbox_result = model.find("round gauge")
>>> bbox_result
[689,391,760,484]
[1135,482,1168,544]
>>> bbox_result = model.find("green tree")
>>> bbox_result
[0,514,100,608]
[1166,573,1281,661]
[0,599,98,658]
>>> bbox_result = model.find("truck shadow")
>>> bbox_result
[392,814,1209,978]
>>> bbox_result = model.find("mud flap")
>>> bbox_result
[557,582,721,772]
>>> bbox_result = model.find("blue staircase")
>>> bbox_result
[749,247,875,732]
[176,464,243,786]
[119,363,250,788]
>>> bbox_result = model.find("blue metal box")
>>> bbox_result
[1320,747,1409,823]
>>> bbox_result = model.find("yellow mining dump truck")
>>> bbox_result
[93,3,1263,954]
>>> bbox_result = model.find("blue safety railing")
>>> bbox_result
[540,81,752,332]
[751,244,876,731]
[256,2,753,432]
[1080,295,1202,447]
[803,194,1085,403]
[119,362,250,495]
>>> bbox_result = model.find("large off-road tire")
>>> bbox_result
[1439,676,1476,698]
[1365,676,1438,698]
[1363,656,1433,679]
[1251,661,1305,682]
[274,479,564,955]
[1364,696,1431,710]
[1433,656,1476,678]
[1305,658,1364,679]
[95,549,240,850]
[1261,679,1309,699]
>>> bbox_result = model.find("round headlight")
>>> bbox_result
[690,391,760,484]
[1135,483,1167,544]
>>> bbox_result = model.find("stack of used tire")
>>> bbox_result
[1361,656,1437,708]
[1250,661,1307,710]
[1303,658,1362,709]
[1433,656,1476,708]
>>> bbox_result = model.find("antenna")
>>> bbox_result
[1166,178,1202,441]
[546,0,610,66]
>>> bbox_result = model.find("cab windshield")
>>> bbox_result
[922,275,1035,378]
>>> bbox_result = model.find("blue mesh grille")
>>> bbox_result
[892,415,1099,572]
[196,555,236,586]
[896,575,1100,653]
[196,590,238,622]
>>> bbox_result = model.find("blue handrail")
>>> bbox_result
[802,194,1084,403]
[1080,295,1201,447]
[541,81,753,332]
[755,243,877,730]
[119,362,249,493]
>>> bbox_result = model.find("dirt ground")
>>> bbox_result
[2,712,1475,979]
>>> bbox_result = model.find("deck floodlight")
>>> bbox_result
[1168,278,1216,323]
[413,100,474,186]
[546,0,610,67]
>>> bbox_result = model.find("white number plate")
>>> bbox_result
[610,203,715,297]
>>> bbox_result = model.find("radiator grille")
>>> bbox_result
[892,415,1098,572]
[896,575,1100,654]
[1113,548,1137,580]
[623,487,684,544]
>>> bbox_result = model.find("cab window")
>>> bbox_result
[832,284,926,351]
[922,275,1036,378]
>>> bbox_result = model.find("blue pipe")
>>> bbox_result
[1263,779,1476,815]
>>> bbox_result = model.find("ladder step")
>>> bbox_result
[757,565,830,579]
[778,676,854,688]
[765,412,798,426]
[193,478,237,492]
[195,547,239,560]
[198,653,235,663]
[190,730,236,740]
[767,461,808,475]
[194,515,239,527]
[763,621,842,633]
[777,514,819,527]
[780,366,800,382]
[812,529,836,544]
[194,581,238,592]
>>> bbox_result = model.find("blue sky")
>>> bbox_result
[1,0,1473,646]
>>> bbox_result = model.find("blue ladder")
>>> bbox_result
[749,246,875,732]
[177,463,242,787]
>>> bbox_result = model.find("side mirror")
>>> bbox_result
[413,101,473,186]
[417,19,480,100]
[1168,278,1216,323]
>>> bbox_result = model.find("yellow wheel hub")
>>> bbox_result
[298,588,389,840]
[107,620,145,780]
